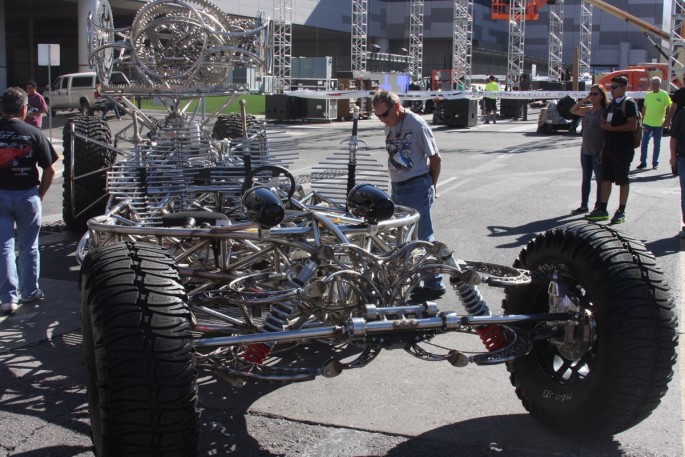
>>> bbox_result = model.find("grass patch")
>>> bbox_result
[140,94,266,115]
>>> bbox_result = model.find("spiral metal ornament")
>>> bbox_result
[89,0,115,83]
[130,0,214,82]
[87,0,270,93]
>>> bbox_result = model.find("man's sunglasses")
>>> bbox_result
[376,104,392,119]
[610,85,621,90]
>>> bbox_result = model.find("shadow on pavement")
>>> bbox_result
[643,233,683,259]
[486,213,578,248]
[385,415,623,457]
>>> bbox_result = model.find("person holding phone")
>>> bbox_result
[570,84,609,214]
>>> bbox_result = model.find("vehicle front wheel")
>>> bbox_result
[505,221,677,437]
[81,241,199,456]
[80,99,94,116]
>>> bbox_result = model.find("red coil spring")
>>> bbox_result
[476,324,507,352]
[240,343,272,364]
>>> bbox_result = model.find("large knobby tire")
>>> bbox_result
[62,116,114,232]
[504,221,677,437]
[81,241,199,456]
[211,113,268,163]
[211,112,256,141]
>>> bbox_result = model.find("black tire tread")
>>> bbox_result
[81,241,199,456]
[62,116,113,232]
[211,113,269,164]
[505,221,677,436]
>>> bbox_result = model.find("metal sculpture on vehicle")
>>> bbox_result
[72,1,677,456]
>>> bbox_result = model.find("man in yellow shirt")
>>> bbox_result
[484,75,500,124]
[638,76,672,169]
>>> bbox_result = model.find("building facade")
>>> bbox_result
[0,0,670,91]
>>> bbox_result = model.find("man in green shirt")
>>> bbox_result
[483,75,500,124]
[638,76,672,169]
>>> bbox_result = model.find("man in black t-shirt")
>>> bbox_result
[666,86,685,129]
[586,76,638,225]
[0,87,58,313]
[670,108,685,237]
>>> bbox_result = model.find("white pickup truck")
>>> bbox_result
[45,71,129,116]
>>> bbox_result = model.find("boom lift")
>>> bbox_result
[490,0,548,20]
[583,0,684,90]
[492,0,683,89]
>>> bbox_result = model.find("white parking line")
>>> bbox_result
[437,177,458,188]
[436,177,471,195]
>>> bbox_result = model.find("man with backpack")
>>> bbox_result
[586,76,639,225]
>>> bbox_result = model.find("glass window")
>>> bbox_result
[71,76,95,88]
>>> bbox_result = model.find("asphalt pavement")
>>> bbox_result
[1,108,683,457]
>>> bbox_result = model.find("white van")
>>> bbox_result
[46,71,129,116]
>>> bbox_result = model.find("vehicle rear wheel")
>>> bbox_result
[62,116,114,232]
[81,241,199,457]
[211,113,268,163]
[80,99,94,116]
[504,221,677,437]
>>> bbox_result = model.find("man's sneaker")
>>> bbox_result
[410,286,446,302]
[1,302,18,313]
[610,210,626,225]
[636,163,647,170]
[21,289,44,304]
[585,209,609,221]
[653,164,659,170]
[571,206,589,214]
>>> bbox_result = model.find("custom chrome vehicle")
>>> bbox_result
[74,1,677,455]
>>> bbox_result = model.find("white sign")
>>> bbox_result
[38,44,60,66]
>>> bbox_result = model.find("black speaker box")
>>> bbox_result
[442,99,478,127]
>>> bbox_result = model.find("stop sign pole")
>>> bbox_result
[37,44,60,143]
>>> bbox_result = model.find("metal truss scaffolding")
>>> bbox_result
[578,0,592,77]
[670,0,685,88]
[409,0,424,80]
[547,0,564,81]
[351,0,368,72]
[452,0,474,86]
[273,0,292,92]
[507,0,526,87]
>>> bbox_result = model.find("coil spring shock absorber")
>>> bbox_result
[238,295,303,365]
[433,242,507,352]
[452,278,507,351]
[240,247,333,365]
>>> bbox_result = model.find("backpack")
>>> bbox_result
[619,97,643,149]
[556,95,576,120]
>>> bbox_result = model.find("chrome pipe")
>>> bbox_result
[460,313,572,325]
[194,325,342,348]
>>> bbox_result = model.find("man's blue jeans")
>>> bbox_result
[0,188,41,305]
[679,155,685,227]
[391,173,444,291]
[640,125,663,167]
